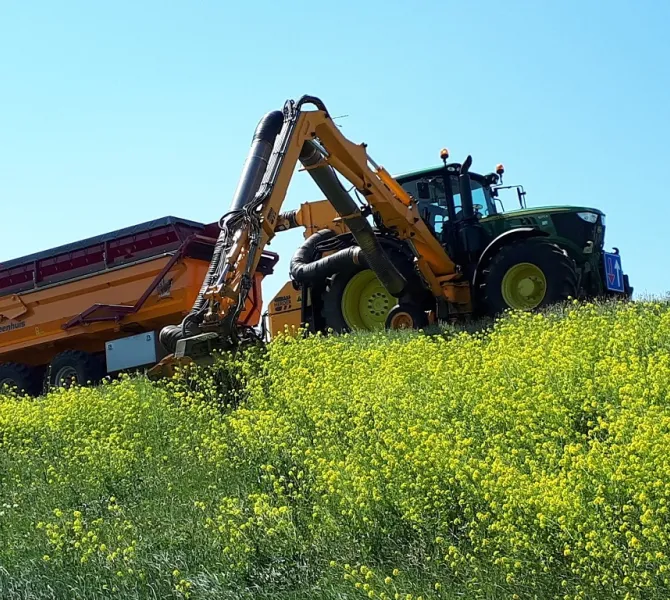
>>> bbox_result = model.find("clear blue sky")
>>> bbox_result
[2,0,669,308]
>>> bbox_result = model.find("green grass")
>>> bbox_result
[1,299,670,599]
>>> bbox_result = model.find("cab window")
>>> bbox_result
[400,178,455,236]
[400,174,496,236]
[455,184,491,220]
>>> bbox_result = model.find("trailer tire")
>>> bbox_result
[49,351,105,389]
[0,362,42,397]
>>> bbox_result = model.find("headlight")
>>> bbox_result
[577,212,599,223]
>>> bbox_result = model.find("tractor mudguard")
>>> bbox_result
[472,227,549,292]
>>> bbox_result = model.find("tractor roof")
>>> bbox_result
[393,163,492,186]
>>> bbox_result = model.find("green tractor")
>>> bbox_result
[303,151,632,332]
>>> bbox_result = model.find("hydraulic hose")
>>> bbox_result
[159,110,285,354]
[298,141,407,297]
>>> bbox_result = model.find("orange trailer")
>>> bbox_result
[0,216,277,395]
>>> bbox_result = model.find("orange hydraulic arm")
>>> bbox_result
[274,199,345,239]
[158,95,470,361]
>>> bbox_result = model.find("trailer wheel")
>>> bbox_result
[49,351,105,389]
[481,237,578,315]
[0,362,42,396]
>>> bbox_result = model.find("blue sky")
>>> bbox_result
[2,0,669,308]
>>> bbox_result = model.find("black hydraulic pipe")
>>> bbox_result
[298,141,407,297]
[159,110,285,354]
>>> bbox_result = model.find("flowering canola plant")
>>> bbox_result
[0,300,669,599]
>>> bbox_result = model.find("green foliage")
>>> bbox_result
[1,300,670,599]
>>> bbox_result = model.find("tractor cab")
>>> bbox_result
[395,155,533,235]
[394,158,503,268]
[395,161,502,238]
[395,152,632,305]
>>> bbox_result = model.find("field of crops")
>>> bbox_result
[1,300,669,599]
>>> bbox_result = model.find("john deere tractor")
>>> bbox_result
[282,150,633,334]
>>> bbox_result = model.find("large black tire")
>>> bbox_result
[0,362,42,396]
[321,263,392,333]
[320,244,426,334]
[480,237,578,316]
[48,350,105,389]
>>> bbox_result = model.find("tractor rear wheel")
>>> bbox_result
[0,362,42,396]
[481,237,578,315]
[321,265,396,333]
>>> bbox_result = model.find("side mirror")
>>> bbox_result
[417,181,431,200]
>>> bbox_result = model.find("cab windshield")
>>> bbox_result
[400,173,497,237]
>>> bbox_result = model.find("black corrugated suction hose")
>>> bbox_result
[289,229,369,283]
[159,110,285,354]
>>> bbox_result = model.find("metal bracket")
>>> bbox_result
[174,332,222,361]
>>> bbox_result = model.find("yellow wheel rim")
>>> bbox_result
[501,262,547,310]
[341,270,394,330]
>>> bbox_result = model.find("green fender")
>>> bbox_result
[471,227,550,296]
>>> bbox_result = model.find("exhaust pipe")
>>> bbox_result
[456,154,486,262]
[159,110,285,354]
[459,155,474,221]
[298,141,407,297]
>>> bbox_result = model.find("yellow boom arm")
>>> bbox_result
[208,97,466,317]
[158,95,470,362]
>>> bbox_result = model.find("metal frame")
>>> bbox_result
[61,235,279,330]
[1,219,205,298]
[62,234,215,329]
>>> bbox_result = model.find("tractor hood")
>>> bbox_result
[484,205,605,222]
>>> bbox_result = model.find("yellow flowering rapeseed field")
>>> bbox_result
[1,300,670,599]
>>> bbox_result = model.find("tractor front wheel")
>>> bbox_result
[481,238,578,315]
